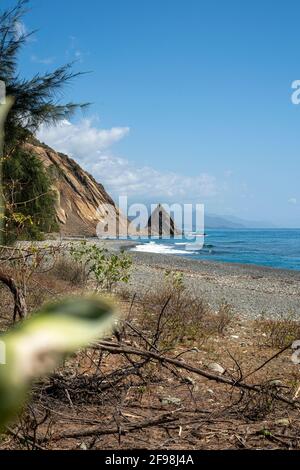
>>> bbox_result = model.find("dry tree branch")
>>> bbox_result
[0,267,27,320]
[95,342,298,409]
[239,342,293,383]
[50,411,180,441]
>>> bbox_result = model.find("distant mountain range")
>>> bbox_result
[129,206,276,231]
[205,214,276,229]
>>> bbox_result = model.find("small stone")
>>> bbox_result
[269,380,283,387]
[79,442,88,450]
[161,396,181,406]
[207,362,225,375]
[231,335,239,339]
[207,389,214,395]
[182,376,195,386]
[275,418,290,427]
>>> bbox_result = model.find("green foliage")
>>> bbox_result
[0,296,115,427]
[2,148,58,242]
[0,82,117,432]
[0,98,13,239]
[70,241,132,291]
[0,0,88,242]
[164,269,185,291]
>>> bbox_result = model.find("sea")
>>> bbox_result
[130,229,300,271]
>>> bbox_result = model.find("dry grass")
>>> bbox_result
[255,312,300,348]
[121,271,234,350]
[1,263,300,450]
[50,255,85,286]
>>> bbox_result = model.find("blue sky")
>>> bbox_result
[3,0,300,227]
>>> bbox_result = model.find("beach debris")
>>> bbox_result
[275,418,290,427]
[182,376,196,386]
[291,340,300,364]
[269,380,283,387]
[160,396,182,406]
[207,362,225,375]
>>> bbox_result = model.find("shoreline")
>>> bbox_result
[99,241,300,319]
[46,238,300,319]
[129,250,300,279]
[99,238,300,279]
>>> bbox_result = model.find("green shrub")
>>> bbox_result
[3,148,58,243]
[70,241,132,291]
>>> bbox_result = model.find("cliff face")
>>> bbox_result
[25,139,128,237]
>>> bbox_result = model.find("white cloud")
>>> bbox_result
[31,55,56,65]
[37,119,218,201]
[14,20,36,43]
[288,198,297,205]
[38,119,130,155]
[65,36,87,62]
[14,21,27,40]
[90,158,217,199]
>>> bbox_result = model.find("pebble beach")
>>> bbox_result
[102,239,300,319]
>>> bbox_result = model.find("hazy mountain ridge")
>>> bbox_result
[205,214,276,229]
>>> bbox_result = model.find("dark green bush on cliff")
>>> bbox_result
[0,0,87,243]
[2,148,58,242]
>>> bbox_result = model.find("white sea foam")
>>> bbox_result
[175,242,204,251]
[131,241,195,255]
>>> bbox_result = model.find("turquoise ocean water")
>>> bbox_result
[131,229,300,271]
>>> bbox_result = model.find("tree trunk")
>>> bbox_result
[0,268,27,321]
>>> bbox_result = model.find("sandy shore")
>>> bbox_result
[99,239,300,319]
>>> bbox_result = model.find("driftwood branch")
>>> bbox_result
[0,268,27,320]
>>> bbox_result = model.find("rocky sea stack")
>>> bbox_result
[147,204,181,238]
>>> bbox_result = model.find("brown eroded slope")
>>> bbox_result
[25,138,129,237]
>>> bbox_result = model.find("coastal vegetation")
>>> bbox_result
[0,0,117,432]
[70,241,132,292]
[0,0,87,242]
[1,0,300,453]
[1,248,300,449]
[0,71,115,431]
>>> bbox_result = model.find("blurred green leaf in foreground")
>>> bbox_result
[0,296,116,428]
[0,98,116,428]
